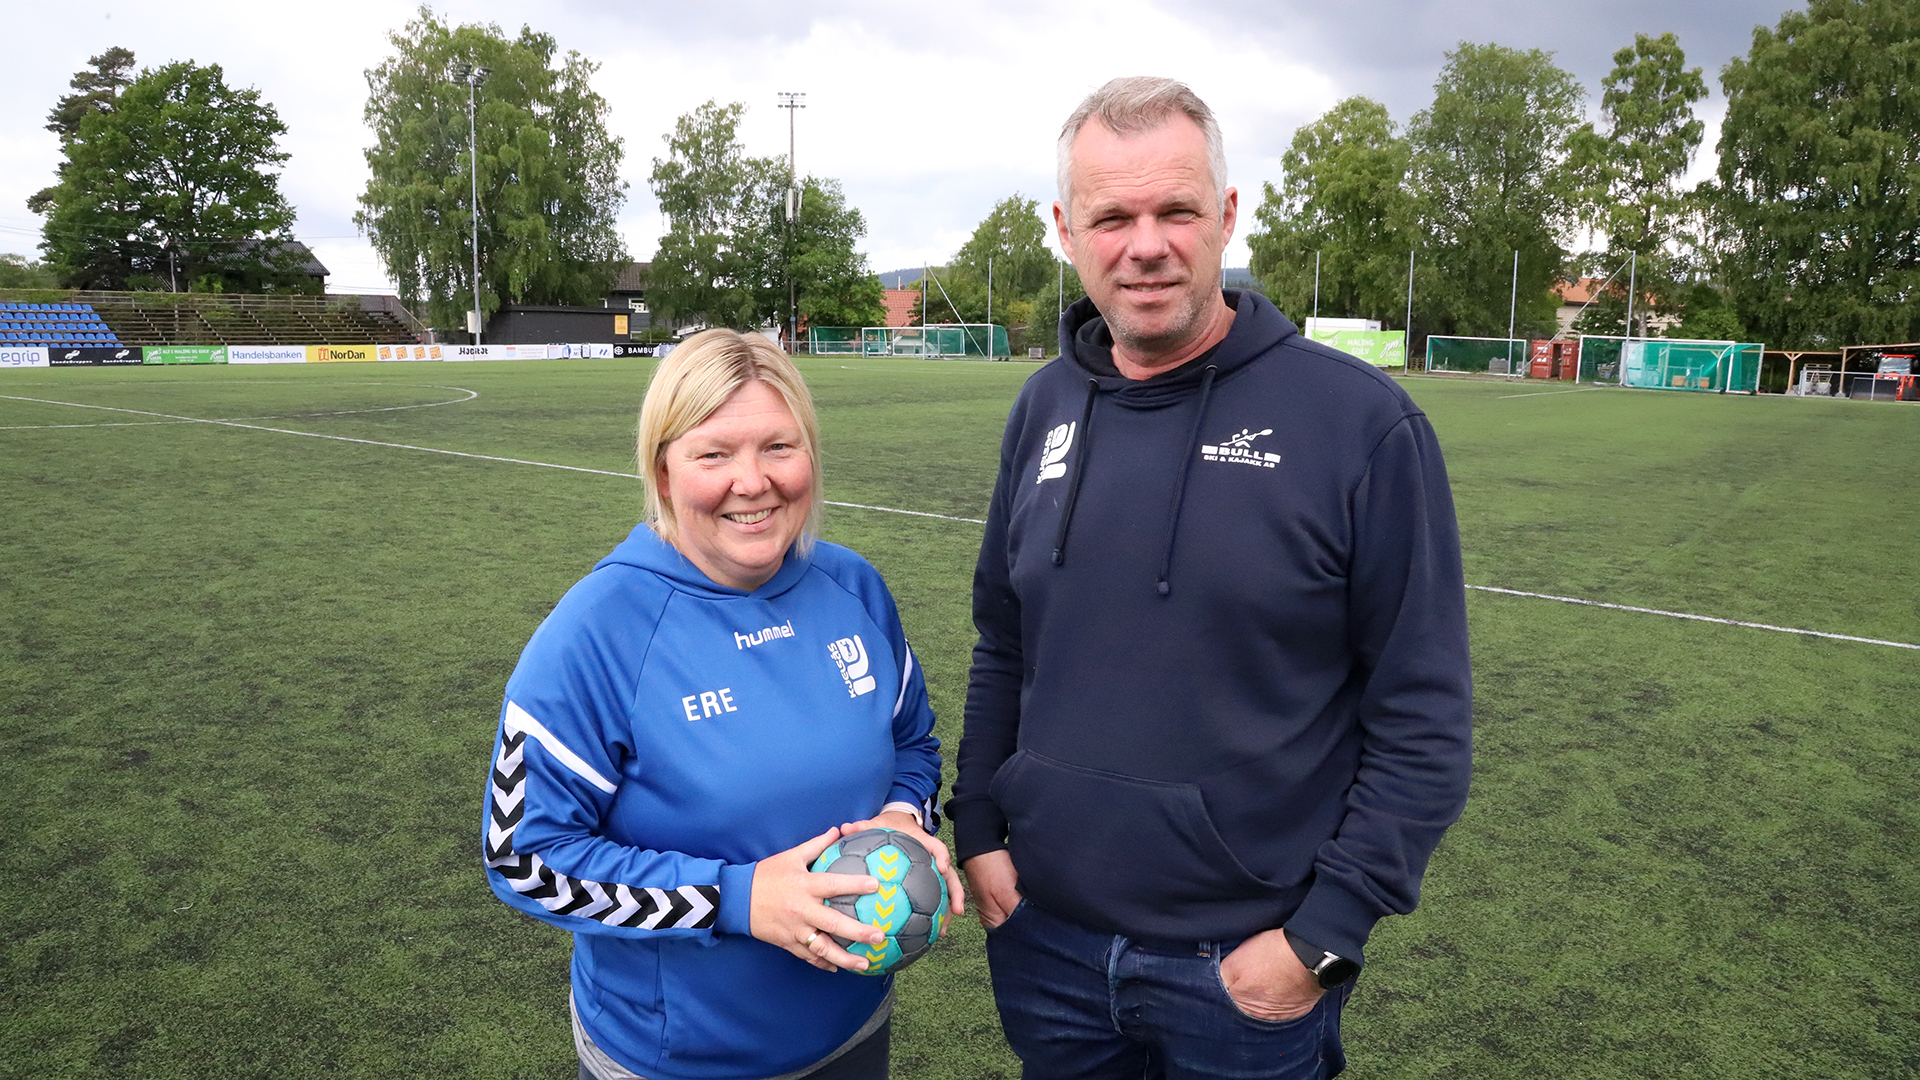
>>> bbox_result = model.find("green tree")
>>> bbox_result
[952,195,1054,300]
[647,100,784,330]
[33,59,303,292]
[0,253,60,289]
[649,102,886,335]
[769,177,886,329]
[44,46,138,141]
[27,47,137,231]
[1664,282,1746,342]
[359,8,627,330]
[916,196,1057,348]
[1408,43,1584,338]
[1247,97,1412,326]
[916,265,984,325]
[1712,0,1920,348]
[1568,32,1708,333]
[1029,261,1085,354]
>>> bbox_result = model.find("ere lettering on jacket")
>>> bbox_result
[681,687,737,721]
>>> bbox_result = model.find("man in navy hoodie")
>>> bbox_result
[949,76,1473,1079]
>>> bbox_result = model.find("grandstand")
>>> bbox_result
[0,291,423,347]
[0,301,120,346]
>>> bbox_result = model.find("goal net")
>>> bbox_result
[1424,336,1527,375]
[808,325,1009,359]
[1578,336,1763,393]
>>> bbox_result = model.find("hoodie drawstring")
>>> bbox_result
[1051,378,1100,566]
[1156,365,1218,596]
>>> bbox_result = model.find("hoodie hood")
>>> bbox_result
[594,522,813,601]
[1059,289,1298,406]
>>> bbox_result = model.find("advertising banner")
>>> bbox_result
[584,343,614,359]
[145,346,227,365]
[307,344,375,363]
[444,343,553,361]
[444,344,503,361]
[377,343,443,362]
[613,343,657,358]
[50,346,143,366]
[229,345,307,365]
[0,346,50,368]
[1309,329,1406,368]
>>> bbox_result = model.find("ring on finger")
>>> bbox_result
[802,931,819,948]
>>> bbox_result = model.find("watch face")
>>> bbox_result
[1316,956,1361,989]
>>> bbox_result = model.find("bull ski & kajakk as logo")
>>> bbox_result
[1200,427,1282,468]
[1035,421,1075,483]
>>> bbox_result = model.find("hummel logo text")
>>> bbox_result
[1201,427,1282,469]
[735,620,795,650]
[1036,422,1075,483]
[830,636,878,697]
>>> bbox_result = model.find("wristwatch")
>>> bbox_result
[1284,930,1360,989]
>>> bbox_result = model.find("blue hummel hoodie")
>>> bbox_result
[950,290,1471,967]
[483,524,940,1080]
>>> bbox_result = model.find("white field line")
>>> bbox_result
[822,500,985,524]
[1466,585,1920,651]
[7,391,1914,651]
[0,419,199,430]
[1498,388,1601,399]
[0,386,479,429]
[0,391,987,523]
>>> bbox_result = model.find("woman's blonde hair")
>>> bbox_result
[637,328,823,550]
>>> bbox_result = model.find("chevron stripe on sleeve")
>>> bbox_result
[484,721,719,931]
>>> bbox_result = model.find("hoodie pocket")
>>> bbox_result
[988,749,1288,934]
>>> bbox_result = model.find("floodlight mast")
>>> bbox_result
[778,92,805,352]
[451,62,489,344]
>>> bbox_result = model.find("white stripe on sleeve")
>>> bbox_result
[504,701,619,794]
[892,644,916,720]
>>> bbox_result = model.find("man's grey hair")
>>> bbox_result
[1056,76,1228,223]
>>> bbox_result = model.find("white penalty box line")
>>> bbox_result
[0,392,993,526]
[6,392,1912,651]
[1465,585,1919,651]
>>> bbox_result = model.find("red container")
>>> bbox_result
[1529,339,1555,379]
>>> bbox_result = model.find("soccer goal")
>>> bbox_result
[1578,336,1764,393]
[807,327,863,355]
[1425,336,1528,375]
[809,325,1009,359]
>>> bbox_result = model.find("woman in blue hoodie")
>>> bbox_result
[482,329,961,1080]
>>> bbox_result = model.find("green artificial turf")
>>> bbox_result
[2,362,1914,1078]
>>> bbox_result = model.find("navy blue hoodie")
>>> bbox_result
[949,291,1471,964]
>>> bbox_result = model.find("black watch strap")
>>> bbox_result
[1283,929,1361,989]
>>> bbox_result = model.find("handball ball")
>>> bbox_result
[809,828,949,976]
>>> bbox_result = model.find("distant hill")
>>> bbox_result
[877,266,1260,291]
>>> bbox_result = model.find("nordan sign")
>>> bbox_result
[307,344,375,363]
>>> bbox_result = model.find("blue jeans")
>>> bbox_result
[986,900,1348,1080]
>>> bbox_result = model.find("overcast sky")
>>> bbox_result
[0,0,1802,295]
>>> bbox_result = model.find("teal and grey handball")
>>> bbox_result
[808,828,950,976]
